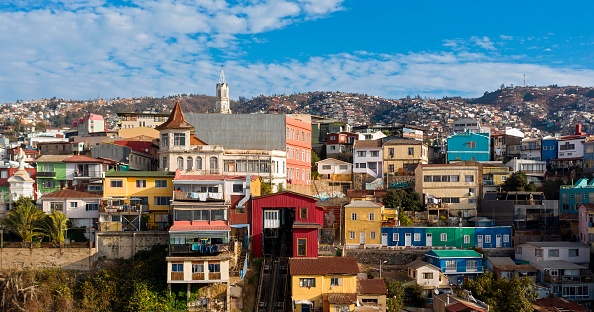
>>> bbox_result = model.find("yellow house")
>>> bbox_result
[482,163,511,193]
[344,201,383,248]
[102,170,175,231]
[290,257,359,312]
[383,138,428,176]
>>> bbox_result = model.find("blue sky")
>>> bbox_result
[2,0,594,104]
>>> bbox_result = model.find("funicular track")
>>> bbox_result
[255,231,290,312]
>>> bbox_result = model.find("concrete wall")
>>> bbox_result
[0,247,96,271]
[96,231,169,259]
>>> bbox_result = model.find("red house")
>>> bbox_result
[251,191,323,258]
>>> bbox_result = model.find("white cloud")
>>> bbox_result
[471,36,496,50]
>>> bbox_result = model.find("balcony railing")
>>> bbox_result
[74,170,103,178]
[173,192,224,201]
[171,272,184,280]
[192,273,205,280]
[209,272,221,280]
[483,180,494,185]
[37,171,56,177]
[544,272,593,284]
[521,145,541,151]
[169,243,229,255]
[99,204,149,213]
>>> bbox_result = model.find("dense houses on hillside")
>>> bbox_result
[4,75,594,311]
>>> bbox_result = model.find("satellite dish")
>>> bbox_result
[144,149,149,153]
[434,289,439,295]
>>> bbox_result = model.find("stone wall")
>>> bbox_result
[95,231,169,259]
[0,247,96,271]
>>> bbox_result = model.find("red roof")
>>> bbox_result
[155,102,195,130]
[357,279,388,295]
[41,188,102,199]
[290,257,359,275]
[446,301,488,312]
[113,140,154,155]
[322,293,357,304]
[533,297,587,312]
[64,155,104,163]
[169,221,230,232]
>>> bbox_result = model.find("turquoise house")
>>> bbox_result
[425,249,483,285]
[559,178,594,214]
[446,132,490,162]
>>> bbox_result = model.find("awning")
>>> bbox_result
[294,300,313,305]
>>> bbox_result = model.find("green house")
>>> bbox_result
[36,155,71,194]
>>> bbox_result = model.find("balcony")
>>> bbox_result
[74,170,103,179]
[99,204,149,213]
[171,272,184,281]
[169,243,229,255]
[37,171,56,177]
[209,272,221,280]
[544,272,593,284]
[521,145,541,151]
[483,180,494,186]
[192,272,205,280]
[173,191,224,202]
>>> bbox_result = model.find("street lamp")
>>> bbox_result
[379,260,387,279]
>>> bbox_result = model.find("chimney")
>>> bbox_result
[576,124,582,135]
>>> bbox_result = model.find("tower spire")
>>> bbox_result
[219,67,226,84]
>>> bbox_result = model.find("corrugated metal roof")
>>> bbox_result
[290,257,359,275]
[41,188,102,199]
[357,279,387,295]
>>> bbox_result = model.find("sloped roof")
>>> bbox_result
[290,257,359,275]
[407,259,441,271]
[533,297,588,312]
[486,257,516,266]
[35,155,71,162]
[357,279,387,295]
[322,293,357,304]
[344,201,383,208]
[64,155,104,163]
[41,188,102,199]
[155,102,195,131]
[113,140,154,155]
[383,138,423,145]
[354,139,382,148]
[426,250,482,258]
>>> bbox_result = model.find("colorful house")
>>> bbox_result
[344,201,384,248]
[382,138,428,176]
[101,170,175,231]
[35,155,70,194]
[251,191,323,258]
[425,249,484,285]
[560,178,594,214]
[380,226,512,249]
[290,257,359,312]
[446,132,490,162]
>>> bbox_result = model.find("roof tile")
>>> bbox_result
[290,257,359,275]
[155,102,195,130]
[357,279,387,295]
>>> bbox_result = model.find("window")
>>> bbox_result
[464,235,470,244]
[445,260,456,271]
[299,278,315,287]
[208,263,220,273]
[233,184,244,193]
[503,234,510,243]
[42,164,54,172]
[351,213,358,220]
[543,146,547,150]
[388,148,394,156]
[549,249,559,257]
[154,196,172,206]
[414,233,421,242]
[195,157,202,170]
[187,157,193,170]
[155,180,167,188]
[516,246,522,254]
[485,235,491,243]
[330,277,343,286]
[70,202,78,208]
[0,171,6,178]
[322,165,331,170]
[173,133,185,146]
[161,134,168,147]
[162,157,167,169]
[468,198,477,204]
[339,165,347,170]
[535,249,543,257]
[465,175,474,182]
[171,263,183,272]
[297,239,307,256]
[467,260,477,271]
[300,208,308,219]
[50,202,63,212]
[357,151,366,157]
[192,264,204,273]
[451,175,460,182]
[424,176,432,182]
[136,180,146,188]
[569,249,579,257]
[210,157,218,170]
[177,156,184,170]
[408,147,414,155]
[440,233,447,242]
[388,164,394,172]
[86,203,99,211]
[467,141,476,148]
[368,213,375,221]
[110,180,123,187]
[349,231,355,240]
[371,151,379,157]
[370,231,376,239]
[423,273,433,279]
[393,233,399,242]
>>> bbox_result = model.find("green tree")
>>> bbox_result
[502,171,536,192]
[403,192,422,211]
[383,189,406,209]
[261,181,272,195]
[385,278,404,312]
[399,212,413,226]
[1,197,46,247]
[404,283,426,307]
[542,179,563,200]
[465,271,536,312]
[43,211,69,247]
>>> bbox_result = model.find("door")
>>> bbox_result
[405,233,412,247]
[477,235,483,248]
[426,233,433,247]
[301,303,310,312]
[496,234,502,248]
[360,231,366,244]
[381,233,388,247]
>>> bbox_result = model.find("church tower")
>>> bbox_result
[215,69,231,114]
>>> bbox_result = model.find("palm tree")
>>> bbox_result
[1,198,46,247]
[43,211,69,248]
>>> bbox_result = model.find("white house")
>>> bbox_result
[515,242,590,266]
[40,188,101,240]
[406,259,450,289]
[520,137,542,161]
[505,158,547,185]
[353,139,383,179]
[315,158,353,179]
[356,130,386,141]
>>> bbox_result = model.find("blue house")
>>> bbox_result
[380,226,512,249]
[446,132,490,162]
[425,249,484,285]
[559,178,594,214]
[541,136,558,166]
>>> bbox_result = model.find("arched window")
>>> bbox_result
[162,157,168,169]
[177,156,184,170]
[196,156,202,170]
[187,157,193,170]
[210,157,218,172]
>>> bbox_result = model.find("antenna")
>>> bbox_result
[523,75,526,87]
